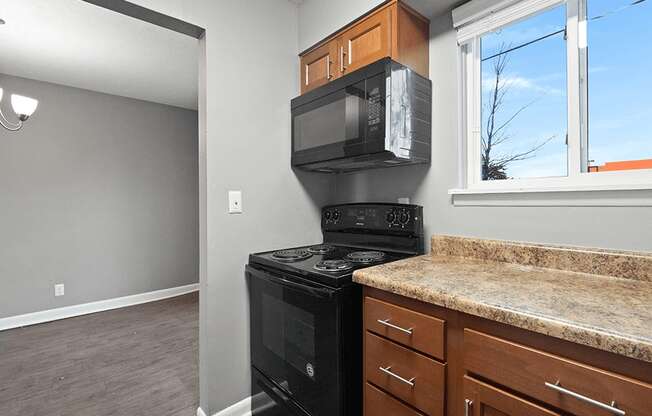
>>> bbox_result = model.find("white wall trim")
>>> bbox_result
[450,190,652,206]
[0,283,199,332]
[211,396,252,416]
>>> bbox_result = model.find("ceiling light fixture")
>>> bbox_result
[0,87,39,132]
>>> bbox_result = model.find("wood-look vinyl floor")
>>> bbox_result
[0,292,198,416]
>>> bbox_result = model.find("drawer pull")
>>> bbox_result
[379,366,416,387]
[377,319,413,335]
[464,399,473,416]
[544,381,626,415]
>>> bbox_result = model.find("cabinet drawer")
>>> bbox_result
[365,332,445,416]
[365,296,445,360]
[464,329,652,416]
[365,383,425,416]
[464,376,561,416]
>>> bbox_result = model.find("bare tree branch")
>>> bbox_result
[481,43,556,180]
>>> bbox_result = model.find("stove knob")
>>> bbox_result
[324,211,331,220]
[333,210,341,221]
[399,211,410,224]
[386,211,396,223]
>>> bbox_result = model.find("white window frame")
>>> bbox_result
[451,0,652,196]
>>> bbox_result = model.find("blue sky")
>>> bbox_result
[480,0,652,180]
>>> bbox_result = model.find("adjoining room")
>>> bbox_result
[0,1,201,414]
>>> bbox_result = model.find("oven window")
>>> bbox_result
[293,81,366,151]
[262,293,317,381]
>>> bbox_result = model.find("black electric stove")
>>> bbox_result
[247,203,424,416]
[249,244,412,288]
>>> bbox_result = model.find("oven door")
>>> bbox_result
[251,367,311,416]
[247,265,342,416]
[291,72,386,167]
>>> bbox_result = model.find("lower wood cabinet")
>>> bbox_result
[365,332,445,415]
[464,329,652,416]
[364,295,445,361]
[362,287,652,416]
[463,376,561,416]
[365,383,425,416]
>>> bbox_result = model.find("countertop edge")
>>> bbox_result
[353,270,652,364]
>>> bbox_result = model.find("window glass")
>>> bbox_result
[586,0,652,173]
[480,5,568,180]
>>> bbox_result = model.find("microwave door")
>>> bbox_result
[292,80,367,165]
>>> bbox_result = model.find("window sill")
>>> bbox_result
[448,184,652,206]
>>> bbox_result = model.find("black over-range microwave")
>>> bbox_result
[291,58,432,173]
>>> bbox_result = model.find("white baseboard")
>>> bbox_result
[209,396,252,416]
[0,283,199,331]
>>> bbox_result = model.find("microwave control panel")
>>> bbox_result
[366,74,385,138]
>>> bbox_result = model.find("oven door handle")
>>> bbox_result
[256,373,312,416]
[247,266,335,299]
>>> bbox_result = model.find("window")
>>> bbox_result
[481,5,568,180]
[455,0,652,193]
[585,0,652,173]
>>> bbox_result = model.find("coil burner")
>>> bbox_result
[271,249,312,262]
[308,244,335,254]
[314,260,354,272]
[346,251,386,264]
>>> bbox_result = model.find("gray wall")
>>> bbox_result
[125,1,334,414]
[298,1,652,252]
[106,0,652,414]
[0,74,199,318]
[298,0,384,51]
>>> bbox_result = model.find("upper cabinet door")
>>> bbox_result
[340,7,391,75]
[300,39,340,94]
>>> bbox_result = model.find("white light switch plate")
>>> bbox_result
[228,190,242,214]
[54,284,65,297]
[398,197,410,204]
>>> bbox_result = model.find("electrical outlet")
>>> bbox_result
[54,284,65,297]
[228,190,242,214]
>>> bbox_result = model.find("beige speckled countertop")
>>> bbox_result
[353,235,652,363]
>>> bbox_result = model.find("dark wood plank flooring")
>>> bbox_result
[0,292,198,416]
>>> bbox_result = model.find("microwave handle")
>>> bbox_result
[246,265,335,299]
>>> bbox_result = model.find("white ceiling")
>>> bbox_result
[0,0,199,110]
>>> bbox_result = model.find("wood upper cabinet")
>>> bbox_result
[300,39,340,94]
[340,7,391,75]
[299,0,429,94]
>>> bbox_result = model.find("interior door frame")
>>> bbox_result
[80,0,208,412]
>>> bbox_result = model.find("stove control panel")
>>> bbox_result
[385,207,412,229]
[322,203,422,234]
